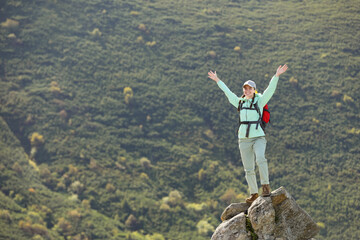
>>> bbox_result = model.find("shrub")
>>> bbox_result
[159,202,170,211]
[204,129,215,139]
[25,114,34,125]
[68,194,79,203]
[123,87,133,104]
[12,162,23,175]
[126,231,145,240]
[39,166,51,178]
[115,162,126,170]
[347,128,360,135]
[138,24,146,31]
[140,172,149,180]
[289,77,298,86]
[30,224,48,236]
[207,51,216,58]
[201,8,221,15]
[19,220,33,235]
[82,199,91,209]
[196,219,214,236]
[30,132,44,146]
[317,222,325,228]
[206,199,218,210]
[185,202,207,211]
[55,217,72,236]
[343,94,354,103]
[1,18,19,28]
[167,190,183,206]
[136,36,144,43]
[29,205,52,224]
[0,209,12,222]
[30,146,37,159]
[29,159,39,172]
[67,209,82,223]
[130,11,140,16]
[32,234,44,240]
[331,90,341,97]
[19,220,48,237]
[14,194,24,204]
[68,164,78,176]
[106,183,116,192]
[69,181,84,194]
[125,214,140,230]
[236,192,248,202]
[145,41,156,47]
[198,168,206,181]
[8,33,16,39]
[312,118,320,124]
[56,181,66,191]
[234,46,241,52]
[27,211,45,225]
[50,81,61,94]
[59,110,68,121]
[140,157,151,169]
[146,233,165,240]
[89,28,102,37]
[118,156,126,163]
[72,232,89,240]
[220,188,237,204]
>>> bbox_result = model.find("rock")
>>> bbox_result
[212,187,320,240]
[248,197,276,240]
[271,187,320,240]
[221,203,250,221]
[211,212,251,240]
[270,187,289,206]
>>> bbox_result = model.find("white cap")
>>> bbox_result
[243,80,256,89]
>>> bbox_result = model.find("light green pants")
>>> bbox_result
[238,136,269,194]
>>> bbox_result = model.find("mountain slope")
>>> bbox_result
[0,0,359,239]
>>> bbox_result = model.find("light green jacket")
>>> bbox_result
[217,75,279,139]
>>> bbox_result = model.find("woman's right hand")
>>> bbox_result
[208,70,220,83]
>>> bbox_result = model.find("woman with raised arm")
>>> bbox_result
[208,64,288,204]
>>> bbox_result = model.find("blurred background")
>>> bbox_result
[0,0,359,239]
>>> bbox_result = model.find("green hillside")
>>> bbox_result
[0,0,359,239]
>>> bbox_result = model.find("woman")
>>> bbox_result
[208,64,288,204]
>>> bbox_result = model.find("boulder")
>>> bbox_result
[248,197,275,240]
[271,187,320,240]
[221,202,250,221]
[211,212,251,240]
[212,187,320,240]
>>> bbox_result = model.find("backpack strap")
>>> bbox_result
[250,94,255,109]
[237,99,243,135]
[253,102,262,131]
[237,95,262,137]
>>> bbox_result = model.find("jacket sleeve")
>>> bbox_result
[258,75,279,108]
[217,80,240,108]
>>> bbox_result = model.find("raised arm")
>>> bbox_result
[258,64,288,107]
[208,70,240,108]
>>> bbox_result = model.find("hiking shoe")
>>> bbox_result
[262,184,271,197]
[245,193,259,204]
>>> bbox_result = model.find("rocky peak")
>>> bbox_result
[212,187,320,240]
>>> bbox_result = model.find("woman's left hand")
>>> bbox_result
[275,64,288,77]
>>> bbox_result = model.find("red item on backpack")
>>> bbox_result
[262,104,270,123]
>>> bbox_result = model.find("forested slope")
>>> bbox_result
[0,0,359,239]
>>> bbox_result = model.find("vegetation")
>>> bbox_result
[0,0,359,239]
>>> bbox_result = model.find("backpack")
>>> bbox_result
[236,95,270,137]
